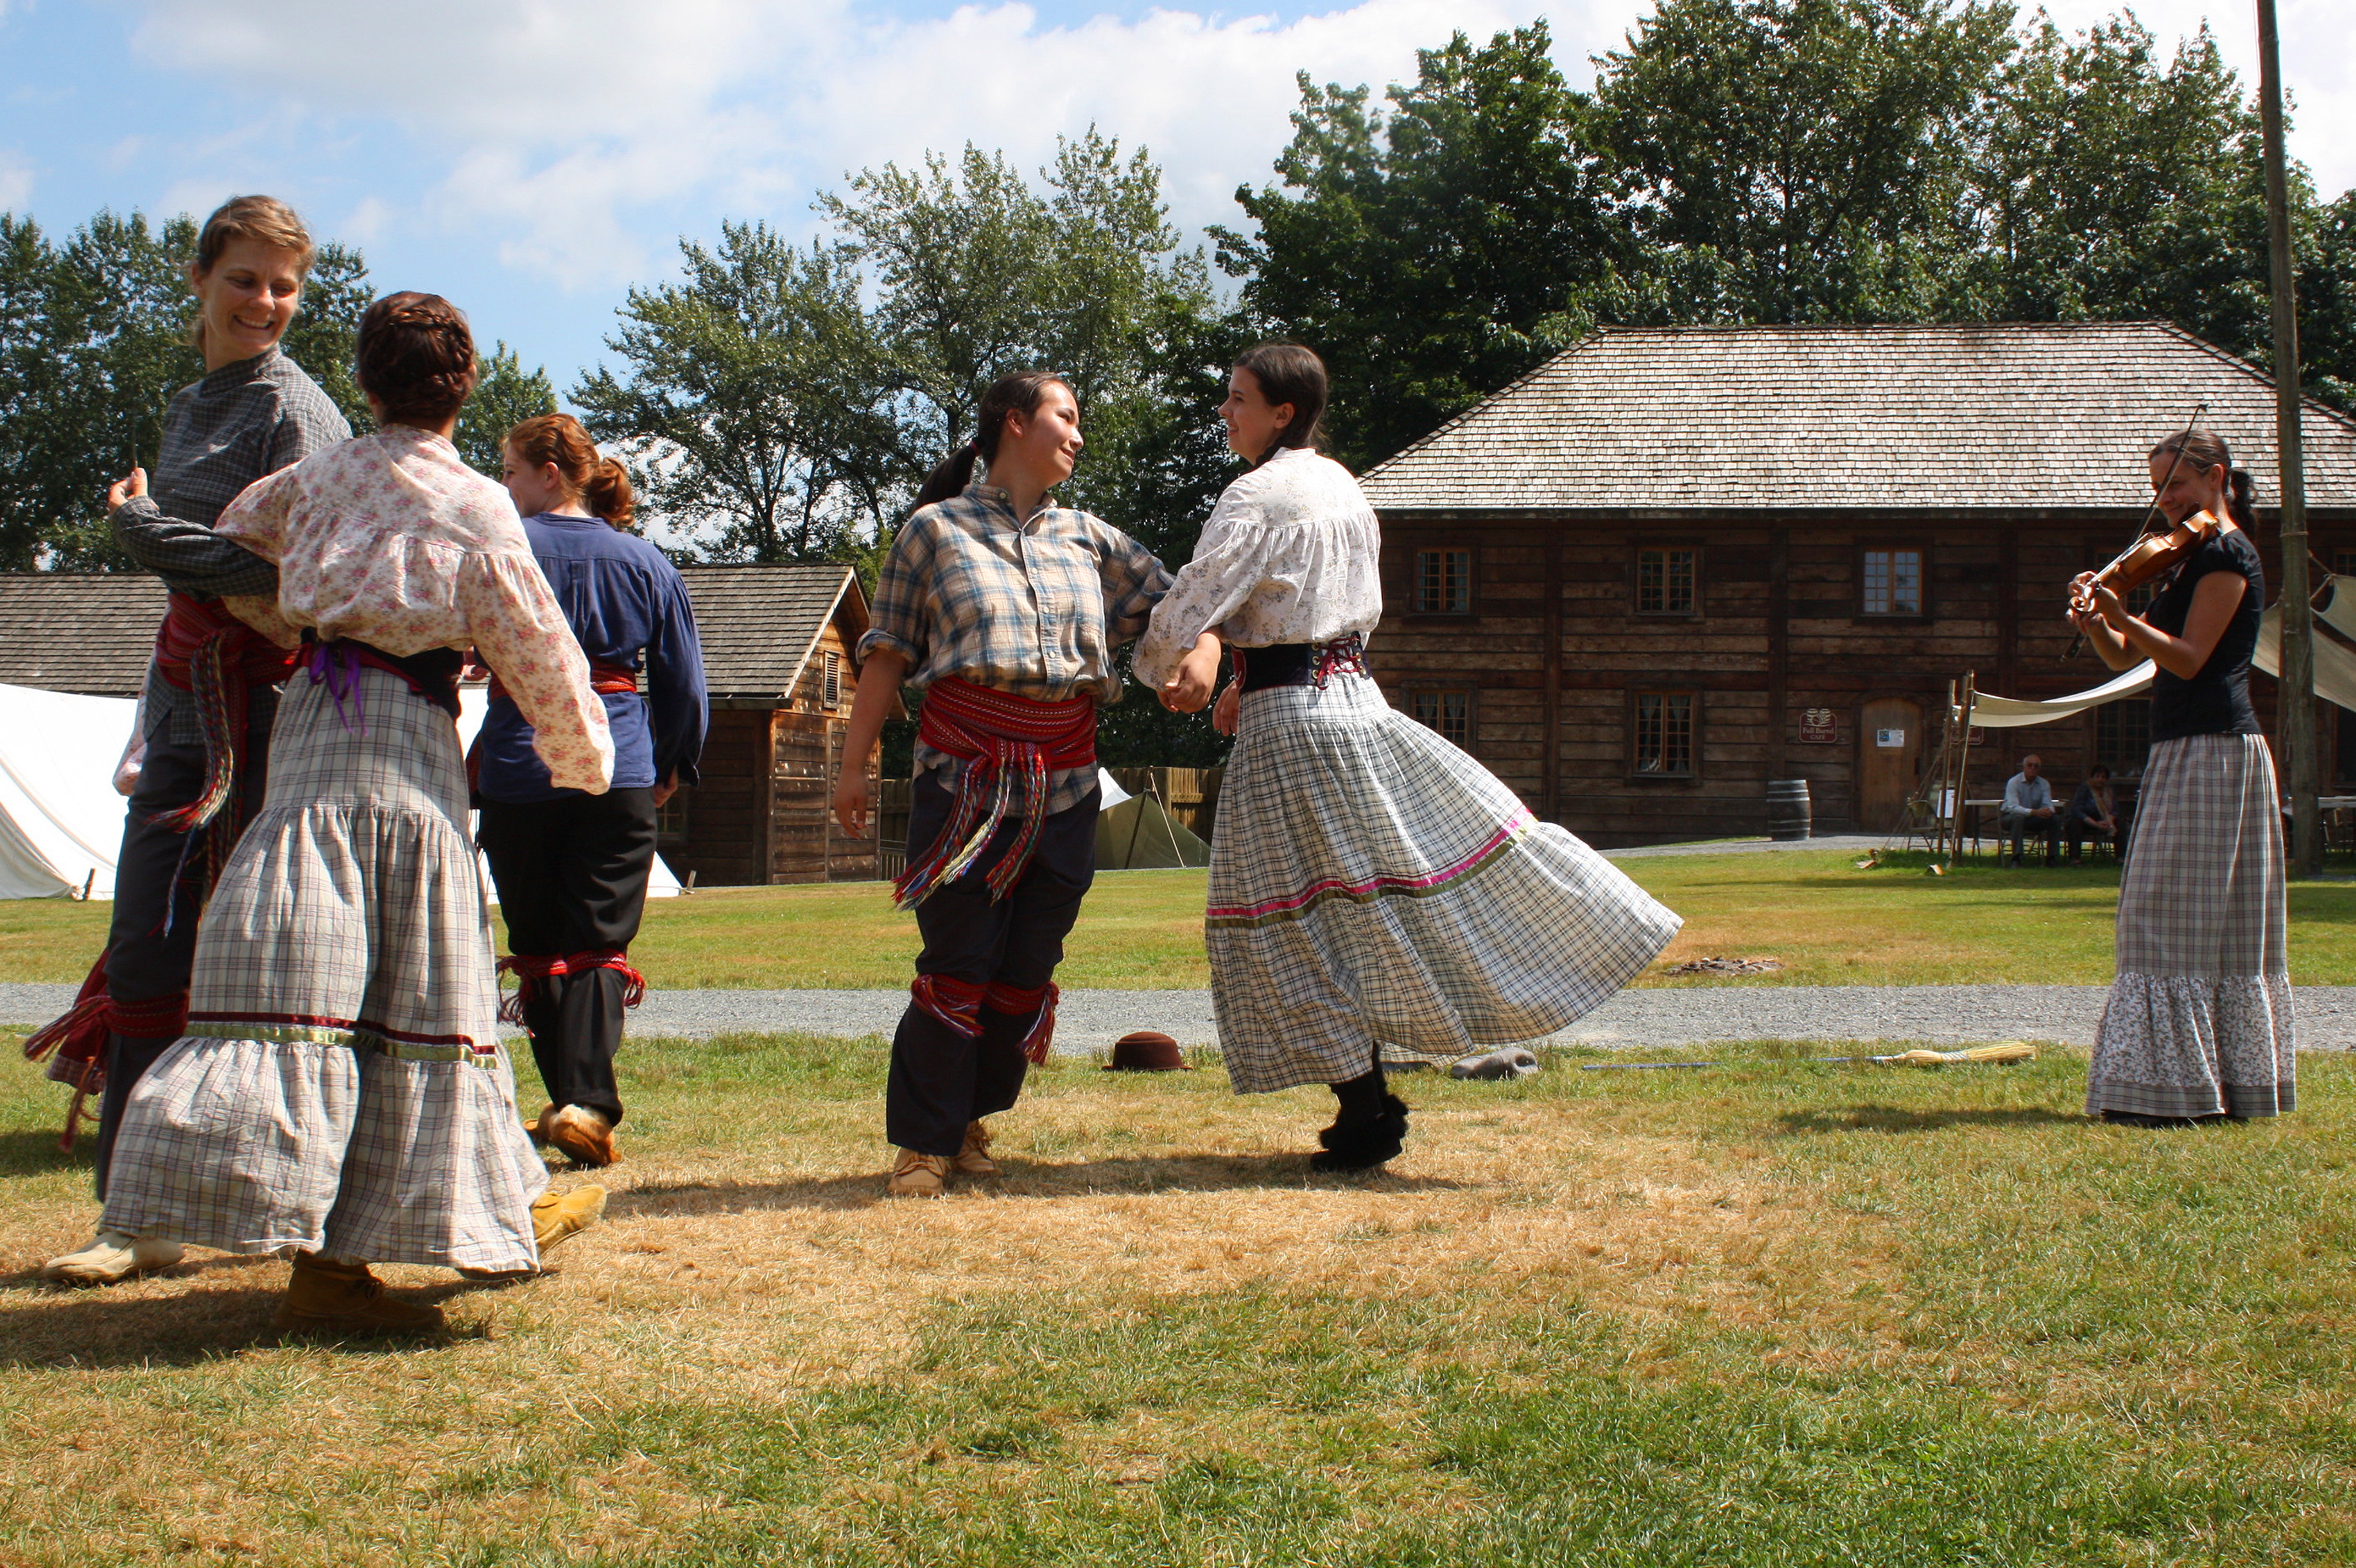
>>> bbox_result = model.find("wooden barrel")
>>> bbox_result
[1766,779,1812,841]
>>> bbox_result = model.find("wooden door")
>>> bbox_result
[1856,697,1923,831]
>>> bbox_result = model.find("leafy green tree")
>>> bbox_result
[1969,17,2280,365]
[454,342,558,477]
[1218,25,1634,469]
[571,223,900,563]
[2304,192,2356,413]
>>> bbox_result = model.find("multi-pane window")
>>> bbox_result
[822,649,842,709]
[2095,698,2152,776]
[1411,689,1473,748]
[1636,548,1697,615]
[655,792,690,842]
[1862,548,1924,615]
[1413,549,1473,614]
[1632,691,1696,777]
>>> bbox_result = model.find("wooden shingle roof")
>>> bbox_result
[1357,321,2356,516]
[0,574,168,697]
[0,563,864,702]
[677,564,863,699]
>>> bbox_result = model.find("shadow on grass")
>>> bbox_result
[1777,1105,2086,1136]
[0,1256,521,1368]
[0,1127,90,1178]
[610,1152,1469,1220]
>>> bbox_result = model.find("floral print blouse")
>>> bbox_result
[1132,446,1384,690]
[215,426,615,794]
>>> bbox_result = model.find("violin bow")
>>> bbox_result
[2065,398,2208,662]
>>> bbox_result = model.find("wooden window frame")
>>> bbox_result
[1633,544,1702,619]
[1406,686,1477,748]
[822,648,843,710]
[2093,698,2153,780]
[1855,543,1930,621]
[1410,547,1476,616]
[654,791,691,845]
[1628,688,1701,781]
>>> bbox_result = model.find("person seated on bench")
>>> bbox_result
[2000,753,2060,867]
[2065,763,2122,865]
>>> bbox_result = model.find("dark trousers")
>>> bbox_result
[2064,817,2119,862]
[94,715,272,1201]
[1999,807,2059,865]
[476,787,659,1125]
[886,774,1098,1157]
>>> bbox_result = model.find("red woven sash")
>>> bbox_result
[485,660,640,702]
[896,676,1096,908]
[496,948,647,1026]
[149,593,299,895]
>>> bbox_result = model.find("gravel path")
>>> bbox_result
[7,981,2351,1052]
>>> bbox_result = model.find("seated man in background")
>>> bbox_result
[2065,763,2123,866]
[2000,753,2060,868]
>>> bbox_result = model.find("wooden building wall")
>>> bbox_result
[1377,513,2354,848]
[658,612,883,886]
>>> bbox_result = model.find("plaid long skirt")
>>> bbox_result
[2087,732,2296,1120]
[1207,670,1682,1093]
[100,667,549,1271]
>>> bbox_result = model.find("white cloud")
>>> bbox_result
[123,0,2354,299]
[0,149,33,209]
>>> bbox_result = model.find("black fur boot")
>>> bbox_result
[1312,1067,1408,1171]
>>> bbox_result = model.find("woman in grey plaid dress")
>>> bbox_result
[98,295,618,1334]
[2069,428,2293,1123]
[1137,345,1682,1170]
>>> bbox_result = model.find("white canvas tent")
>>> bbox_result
[0,680,680,900]
[1968,583,2356,727]
[0,681,136,899]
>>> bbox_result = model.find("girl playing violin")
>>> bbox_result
[2069,427,2292,1125]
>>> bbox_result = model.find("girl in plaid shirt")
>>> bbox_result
[833,371,1170,1197]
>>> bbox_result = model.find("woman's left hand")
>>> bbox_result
[107,467,148,511]
[1212,684,1239,736]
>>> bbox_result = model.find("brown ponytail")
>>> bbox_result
[506,412,635,530]
[912,372,1072,512]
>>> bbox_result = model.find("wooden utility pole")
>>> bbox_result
[2257,0,2318,875]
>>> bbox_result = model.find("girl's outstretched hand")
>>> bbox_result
[1160,634,1223,713]
[1212,684,1239,736]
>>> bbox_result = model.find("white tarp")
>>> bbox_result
[454,685,682,899]
[0,681,136,899]
[1968,587,2356,729]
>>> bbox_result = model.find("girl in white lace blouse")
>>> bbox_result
[1138,344,1679,1171]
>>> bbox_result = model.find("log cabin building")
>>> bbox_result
[0,561,887,886]
[1356,322,2356,847]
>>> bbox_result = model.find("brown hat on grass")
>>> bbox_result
[1104,1031,1191,1071]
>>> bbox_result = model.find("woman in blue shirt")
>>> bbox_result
[483,414,707,1166]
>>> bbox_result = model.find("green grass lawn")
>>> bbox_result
[6,1031,2356,1565]
[9,849,2356,989]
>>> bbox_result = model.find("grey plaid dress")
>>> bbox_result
[1207,671,1683,1093]
[2086,733,2295,1119]
[101,668,549,1271]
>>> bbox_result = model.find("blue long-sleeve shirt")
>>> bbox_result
[476,513,708,803]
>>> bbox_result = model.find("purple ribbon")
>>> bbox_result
[304,639,367,737]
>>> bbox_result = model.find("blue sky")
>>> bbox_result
[4,0,2348,405]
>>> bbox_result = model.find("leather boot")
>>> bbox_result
[274,1253,444,1335]
[951,1120,1000,1176]
[1312,1067,1409,1171]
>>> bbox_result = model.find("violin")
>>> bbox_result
[2068,510,2219,621]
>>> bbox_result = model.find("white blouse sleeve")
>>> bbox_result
[1133,492,1283,689]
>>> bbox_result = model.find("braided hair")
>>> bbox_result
[357,292,478,426]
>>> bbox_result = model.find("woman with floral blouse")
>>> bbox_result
[99,294,615,1335]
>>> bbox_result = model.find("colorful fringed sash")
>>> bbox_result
[894,676,1097,909]
[496,949,648,1026]
[153,593,300,894]
[910,973,1062,1064]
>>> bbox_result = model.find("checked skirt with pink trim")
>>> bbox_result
[1206,670,1682,1093]
[101,668,548,1272]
